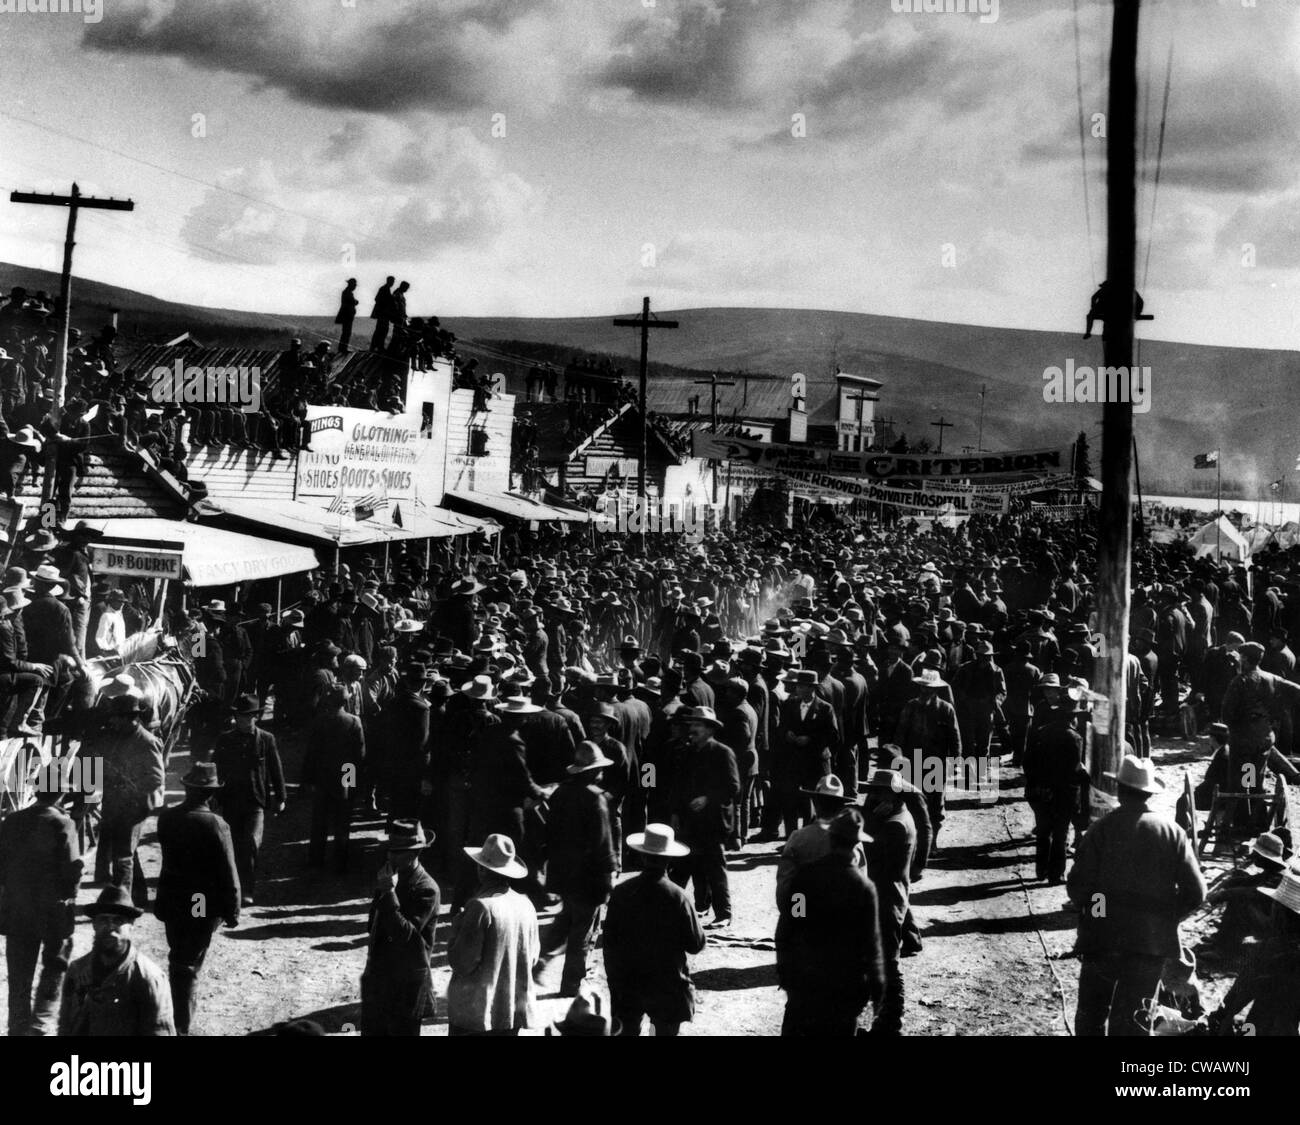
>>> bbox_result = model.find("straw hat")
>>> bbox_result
[495,695,542,715]
[463,833,527,880]
[459,675,497,701]
[626,822,690,858]
[912,667,947,689]
[1258,866,1300,915]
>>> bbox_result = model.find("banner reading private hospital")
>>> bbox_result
[297,405,422,501]
[775,468,981,512]
[692,432,1073,481]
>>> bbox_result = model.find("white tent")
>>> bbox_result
[1187,515,1250,561]
[1243,525,1275,554]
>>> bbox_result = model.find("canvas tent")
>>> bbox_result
[1187,515,1250,561]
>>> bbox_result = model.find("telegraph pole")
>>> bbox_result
[1093,0,1141,794]
[976,383,988,451]
[930,417,954,453]
[11,183,135,511]
[613,298,678,548]
[694,370,736,506]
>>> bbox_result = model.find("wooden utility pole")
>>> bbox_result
[930,416,954,453]
[10,183,134,511]
[1093,0,1141,794]
[976,383,988,451]
[694,370,735,506]
[613,298,678,548]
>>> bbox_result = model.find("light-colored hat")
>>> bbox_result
[800,774,851,802]
[912,667,947,689]
[626,822,690,858]
[459,675,497,701]
[31,563,64,586]
[394,619,423,633]
[567,739,614,775]
[1249,831,1288,868]
[495,695,542,715]
[1104,754,1165,796]
[463,833,527,879]
[1258,866,1300,915]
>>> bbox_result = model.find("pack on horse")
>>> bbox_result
[0,625,197,838]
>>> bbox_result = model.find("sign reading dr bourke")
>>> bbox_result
[91,544,184,580]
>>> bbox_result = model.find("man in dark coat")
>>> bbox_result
[604,823,706,1036]
[154,762,241,1035]
[534,741,617,996]
[335,277,358,353]
[773,669,839,837]
[213,693,285,905]
[832,642,869,795]
[1023,708,1086,884]
[894,670,961,850]
[861,768,917,1036]
[0,763,81,1035]
[361,820,440,1036]
[875,641,914,751]
[381,665,431,821]
[776,807,884,1036]
[369,275,395,351]
[717,677,758,847]
[301,686,366,872]
[1067,754,1205,1036]
[583,701,633,861]
[670,706,740,929]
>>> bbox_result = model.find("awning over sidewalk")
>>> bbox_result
[194,496,498,548]
[78,518,319,586]
[444,488,598,523]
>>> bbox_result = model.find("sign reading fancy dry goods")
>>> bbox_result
[297,406,422,501]
[692,433,1073,481]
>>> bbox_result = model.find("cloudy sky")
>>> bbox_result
[1,0,1298,348]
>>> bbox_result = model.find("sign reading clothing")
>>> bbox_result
[91,544,184,580]
[297,406,422,500]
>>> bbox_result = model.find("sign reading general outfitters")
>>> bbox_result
[693,432,1073,481]
[91,543,184,580]
[297,406,422,501]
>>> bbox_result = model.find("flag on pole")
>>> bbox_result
[353,478,390,521]
[1193,450,1219,469]
[325,475,349,514]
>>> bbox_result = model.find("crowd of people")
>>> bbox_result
[2,497,1299,1037]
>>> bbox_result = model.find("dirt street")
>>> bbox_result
[2,728,1250,1036]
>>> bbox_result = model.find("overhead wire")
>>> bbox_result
[1071,0,1099,288]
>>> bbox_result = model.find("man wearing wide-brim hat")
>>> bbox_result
[1067,754,1205,1036]
[447,833,540,1035]
[89,692,166,906]
[534,740,617,997]
[154,761,241,1035]
[772,668,839,841]
[775,773,866,908]
[672,706,740,930]
[776,807,885,1037]
[362,820,440,1036]
[603,823,705,1037]
[1199,830,1291,956]
[893,666,960,852]
[58,886,175,1036]
[1221,639,1300,791]
[860,769,918,1036]
[213,693,286,907]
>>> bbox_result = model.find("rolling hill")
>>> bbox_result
[3,261,1294,496]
